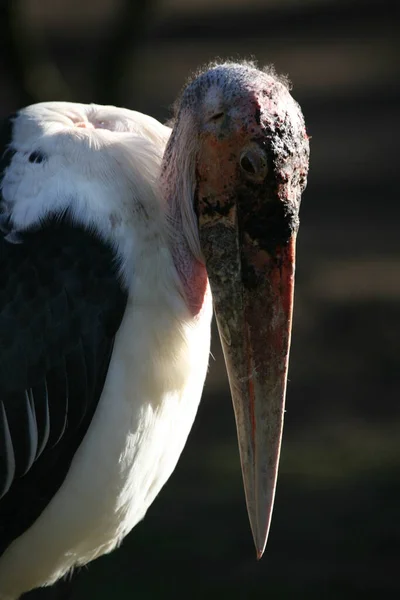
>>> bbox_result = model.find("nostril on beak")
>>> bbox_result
[240,146,268,182]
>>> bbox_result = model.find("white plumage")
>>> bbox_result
[0,102,212,598]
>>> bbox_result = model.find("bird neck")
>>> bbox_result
[166,207,209,318]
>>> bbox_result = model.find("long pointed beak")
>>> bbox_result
[199,206,296,558]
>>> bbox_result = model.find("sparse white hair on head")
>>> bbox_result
[160,108,201,262]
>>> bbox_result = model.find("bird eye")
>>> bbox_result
[209,112,224,122]
[240,155,256,175]
[29,151,46,164]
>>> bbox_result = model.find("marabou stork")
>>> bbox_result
[0,61,309,599]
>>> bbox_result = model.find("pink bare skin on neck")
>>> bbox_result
[172,232,210,318]
[165,199,209,318]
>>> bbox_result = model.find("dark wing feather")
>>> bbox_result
[31,380,51,459]
[0,401,15,497]
[0,216,128,556]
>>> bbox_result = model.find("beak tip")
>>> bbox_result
[247,483,275,562]
[256,548,265,561]
[253,526,268,561]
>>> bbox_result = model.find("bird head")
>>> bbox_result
[163,61,309,557]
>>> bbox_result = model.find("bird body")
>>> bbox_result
[0,62,309,599]
[0,103,211,598]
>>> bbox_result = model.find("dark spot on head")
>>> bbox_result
[210,112,224,122]
[195,192,235,219]
[237,183,299,257]
[28,151,46,164]
[240,196,299,291]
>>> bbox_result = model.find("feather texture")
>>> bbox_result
[0,101,212,599]
[0,216,128,555]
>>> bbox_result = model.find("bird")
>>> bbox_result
[0,61,309,599]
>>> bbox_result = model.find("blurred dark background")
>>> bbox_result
[1,0,399,598]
